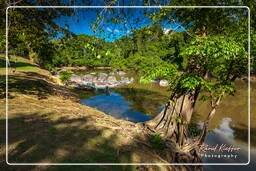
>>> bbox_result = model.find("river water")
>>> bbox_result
[80,77,255,169]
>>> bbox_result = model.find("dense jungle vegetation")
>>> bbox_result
[1,0,256,169]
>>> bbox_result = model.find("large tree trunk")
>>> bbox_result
[145,88,199,149]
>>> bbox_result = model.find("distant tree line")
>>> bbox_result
[50,25,189,73]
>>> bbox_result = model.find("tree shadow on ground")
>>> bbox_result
[0,112,202,171]
[0,71,78,100]
[0,113,135,171]
[0,58,38,69]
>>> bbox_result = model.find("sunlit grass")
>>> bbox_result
[0,55,44,75]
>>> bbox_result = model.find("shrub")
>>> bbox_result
[59,70,73,84]
[188,125,202,137]
[150,133,166,150]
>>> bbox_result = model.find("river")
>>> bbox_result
[79,75,255,169]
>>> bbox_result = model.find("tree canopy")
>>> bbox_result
[1,0,255,162]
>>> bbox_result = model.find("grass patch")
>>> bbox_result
[150,133,167,150]
[0,55,44,75]
[0,55,180,171]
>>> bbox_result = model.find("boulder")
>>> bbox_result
[98,72,108,77]
[117,71,126,76]
[130,77,134,83]
[98,73,108,81]
[82,74,95,81]
[120,77,130,84]
[159,79,168,87]
[125,77,134,84]
[69,75,82,82]
[92,77,98,82]
[109,72,115,76]
[107,76,117,83]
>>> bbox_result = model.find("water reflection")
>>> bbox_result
[201,117,248,163]
[79,79,255,166]
[113,87,168,117]
[202,117,255,170]
[80,92,153,123]
[214,118,234,139]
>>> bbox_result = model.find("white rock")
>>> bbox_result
[107,76,117,83]
[130,77,134,83]
[98,73,108,81]
[109,72,115,76]
[98,73,108,77]
[70,75,82,82]
[117,71,126,75]
[82,74,95,81]
[159,79,168,87]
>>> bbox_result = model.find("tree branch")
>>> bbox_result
[197,93,223,145]
[7,0,23,6]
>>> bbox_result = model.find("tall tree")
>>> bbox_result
[93,1,252,160]
[138,1,251,159]
[1,0,75,68]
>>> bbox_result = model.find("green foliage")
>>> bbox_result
[172,116,188,125]
[180,36,246,101]
[180,75,204,91]
[252,57,256,75]
[2,1,252,107]
[150,1,250,37]
[1,1,75,68]
[208,129,215,134]
[139,63,178,90]
[109,56,128,70]
[52,34,113,68]
[150,133,166,150]
[188,125,202,137]
[50,24,188,74]
[59,70,73,83]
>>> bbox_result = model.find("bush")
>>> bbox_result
[150,133,166,150]
[188,125,202,137]
[188,125,215,137]
[59,70,73,84]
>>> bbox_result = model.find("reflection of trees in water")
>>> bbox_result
[190,81,256,149]
[114,87,168,117]
[230,124,255,147]
[79,80,254,148]
[193,81,253,128]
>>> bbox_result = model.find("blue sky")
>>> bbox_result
[55,7,184,41]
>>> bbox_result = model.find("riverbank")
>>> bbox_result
[0,55,197,171]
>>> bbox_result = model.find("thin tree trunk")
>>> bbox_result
[197,96,222,145]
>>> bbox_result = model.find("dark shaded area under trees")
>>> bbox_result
[1,0,255,168]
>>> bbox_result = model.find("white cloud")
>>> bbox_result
[163,28,171,34]
[106,27,130,34]
[106,27,114,33]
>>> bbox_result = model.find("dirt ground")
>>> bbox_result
[0,56,198,171]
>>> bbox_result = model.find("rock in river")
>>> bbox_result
[117,71,126,76]
[120,77,130,84]
[107,76,117,83]
[98,73,108,81]
[82,74,95,81]
[109,72,115,76]
[159,79,168,87]
[70,75,82,82]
